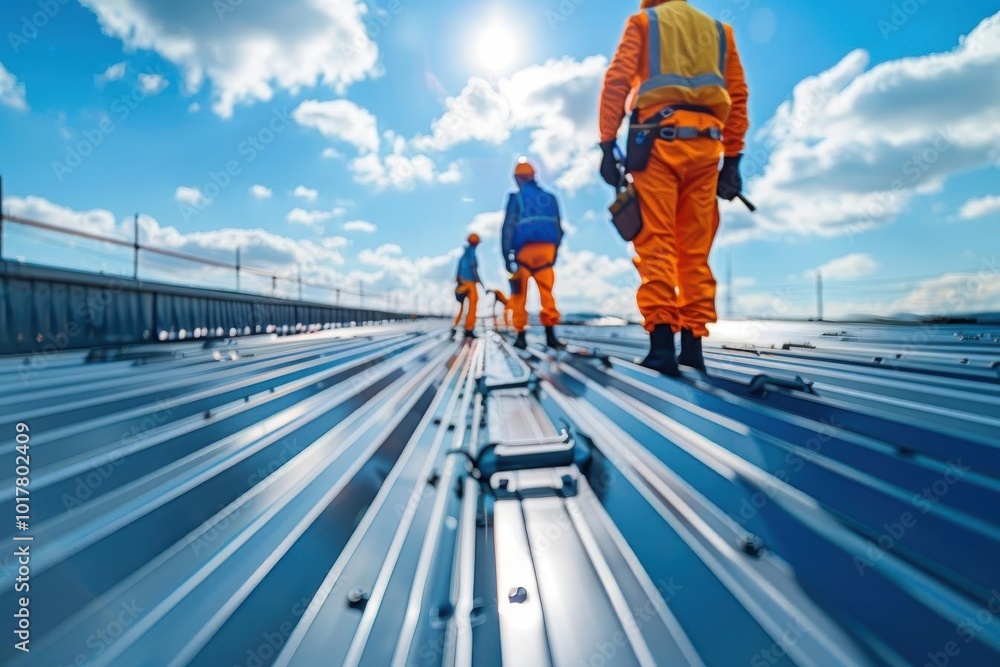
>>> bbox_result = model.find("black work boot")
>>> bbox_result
[513,332,528,349]
[677,329,706,372]
[545,326,565,349]
[464,329,477,339]
[640,325,680,377]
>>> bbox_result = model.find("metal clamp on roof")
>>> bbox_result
[748,374,817,396]
[448,429,576,484]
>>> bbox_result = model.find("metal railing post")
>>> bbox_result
[235,247,241,292]
[133,213,140,280]
[0,174,5,262]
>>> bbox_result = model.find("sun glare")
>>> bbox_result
[471,20,520,73]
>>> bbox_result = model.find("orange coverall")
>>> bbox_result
[599,0,749,338]
[492,290,513,329]
[508,247,559,333]
[453,282,479,331]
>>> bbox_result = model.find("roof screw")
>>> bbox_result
[508,587,528,604]
[347,586,369,611]
[742,535,765,558]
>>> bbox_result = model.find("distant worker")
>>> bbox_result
[454,233,482,339]
[502,158,565,350]
[598,0,749,375]
[491,289,513,330]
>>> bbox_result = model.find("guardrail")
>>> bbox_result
[0,177,438,355]
[0,261,415,355]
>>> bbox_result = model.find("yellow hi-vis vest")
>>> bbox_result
[636,3,732,121]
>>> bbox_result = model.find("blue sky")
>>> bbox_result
[1,0,998,318]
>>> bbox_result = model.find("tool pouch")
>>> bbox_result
[455,285,466,303]
[508,275,521,296]
[625,110,655,173]
[608,182,643,242]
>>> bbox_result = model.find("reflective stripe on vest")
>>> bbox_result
[512,185,561,253]
[637,5,732,121]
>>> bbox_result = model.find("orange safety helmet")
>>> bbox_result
[513,157,535,181]
[467,233,481,246]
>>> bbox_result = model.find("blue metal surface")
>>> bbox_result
[0,321,997,666]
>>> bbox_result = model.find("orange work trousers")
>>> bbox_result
[509,243,560,332]
[453,281,479,331]
[630,134,722,338]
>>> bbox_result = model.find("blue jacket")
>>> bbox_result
[501,180,563,268]
[456,244,480,283]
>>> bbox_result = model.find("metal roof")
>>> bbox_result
[1,321,998,666]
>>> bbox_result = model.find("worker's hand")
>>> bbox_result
[599,141,622,188]
[717,154,743,201]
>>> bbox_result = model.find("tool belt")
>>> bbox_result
[608,181,642,242]
[625,106,722,173]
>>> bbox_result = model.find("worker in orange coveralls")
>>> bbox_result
[598,0,749,375]
[453,233,482,339]
[502,158,565,350]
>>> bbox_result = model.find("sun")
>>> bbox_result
[470,19,520,73]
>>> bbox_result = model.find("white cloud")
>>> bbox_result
[550,247,638,316]
[321,147,343,159]
[79,0,380,118]
[411,56,608,193]
[438,161,463,185]
[343,220,377,234]
[138,73,169,95]
[96,62,126,87]
[958,195,1000,220]
[293,185,319,202]
[808,253,879,280]
[4,194,494,315]
[467,211,504,239]
[891,269,1000,315]
[249,184,273,199]
[350,150,445,191]
[0,61,27,110]
[411,77,512,152]
[345,131,464,191]
[175,186,207,207]
[724,12,1000,244]
[6,196,117,237]
[286,207,344,230]
[293,99,380,153]
[188,102,201,113]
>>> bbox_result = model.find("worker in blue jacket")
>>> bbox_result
[502,158,565,350]
[453,233,482,338]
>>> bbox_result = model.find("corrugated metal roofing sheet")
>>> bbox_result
[1,321,997,666]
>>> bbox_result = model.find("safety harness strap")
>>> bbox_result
[517,261,555,274]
